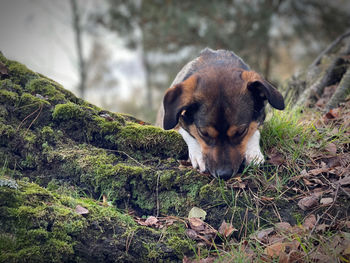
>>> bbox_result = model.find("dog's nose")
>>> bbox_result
[216,168,234,179]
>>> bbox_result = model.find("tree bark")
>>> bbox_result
[291,30,350,108]
[70,0,87,98]
[326,67,350,111]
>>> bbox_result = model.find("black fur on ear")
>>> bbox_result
[163,75,198,130]
[163,84,184,130]
[241,71,285,110]
[248,80,285,110]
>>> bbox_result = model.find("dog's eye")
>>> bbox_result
[197,127,217,146]
[235,126,248,138]
[198,128,209,138]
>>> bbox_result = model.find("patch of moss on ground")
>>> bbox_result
[0,89,19,105]
[0,179,190,262]
[5,61,39,87]
[116,122,187,158]
[27,78,67,103]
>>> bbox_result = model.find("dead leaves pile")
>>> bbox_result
[136,213,350,262]
[249,221,350,263]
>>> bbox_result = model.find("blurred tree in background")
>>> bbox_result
[92,0,350,122]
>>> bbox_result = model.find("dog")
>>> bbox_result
[158,48,285,179]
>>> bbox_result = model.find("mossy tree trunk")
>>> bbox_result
[286,29,350,109]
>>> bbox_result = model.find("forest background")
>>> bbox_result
[1,0,350,122]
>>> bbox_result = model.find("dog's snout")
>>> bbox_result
[215,168,234,179]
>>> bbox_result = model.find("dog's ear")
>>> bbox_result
[163,75,198,130]
[242,71,285,110]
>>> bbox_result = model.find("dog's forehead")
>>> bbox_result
[193,67,254,128]
[195,67,243,94]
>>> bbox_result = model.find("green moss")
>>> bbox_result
[117,122,187,158]
[27,78,66,103]
[0,180,146,262]
[158,190,183,214]
[145,243,161,260]
[182,182,201,201]
[167,236,193,258]
[0,79,23,94]
[0,105,8,120]
[159,170,178,190]
[20,153,36,170]
[0,89,19,105]
[6,60,39,87]
[52,102,85,121]
[18,93,51,120]
[199,183,220,202]
[40,126,54,141]
[0,123,15,146]
[93,115,122,135]
[52,102,94,141]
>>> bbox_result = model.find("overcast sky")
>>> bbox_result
[0,0,145,106]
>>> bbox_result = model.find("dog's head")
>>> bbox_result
[163,66,284,178]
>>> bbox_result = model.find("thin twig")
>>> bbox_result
[156,172,160,217]
[16,106,40,131]
[238,207,248,239]
[329,210,340,229]
[23,104,43,137]
[272,203,282,222]
[125,230,135,254]
[105,149,147,168]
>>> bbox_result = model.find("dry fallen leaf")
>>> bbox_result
[303,178,313,186]
[291,169,309,182]
[324,143,337,155]
[316,224,329,232]
[343,244,350,255]
[252,227,274,242]
[185,229,198,240]
[308,167,330,176]
[267,152,285,165]
[298,194,319,211]
[303,214,316,230]
[261,196,274,202]
[320,197,333,205]
[275,222,291,232]
[165,218,175,226]
[325,155,342,168]
[345,221,350,229]
[309,178,325,186]
[324,108,340,120]
[189,217,206,232]
[188,207,207,220]
[287,250,303,263]
[145,216,158,226]
[337,176,350,186]
[264,242,286,257]
[218,221,237,238]
[75,205,89,215]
